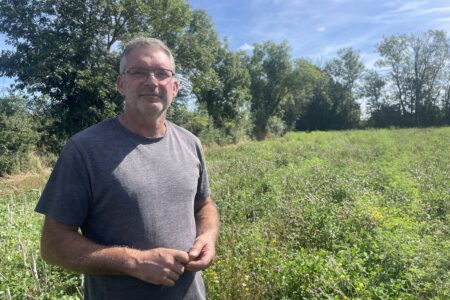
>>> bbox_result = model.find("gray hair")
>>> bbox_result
[119,37,175,73]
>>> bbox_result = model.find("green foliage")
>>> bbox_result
[360,70,387,113]
[0,0,199,152]
[200,44,251,128]
[248,40,293,140]
[0,96,40,175]
[283,59,327,130]
[376,30,450,127]
[1,127,449,299]
[0,0,253,148]
[170,108,251,146]
[324,47,363,129]
[0,0,129,148]
[325,47,365,92]
[177,9,221,86]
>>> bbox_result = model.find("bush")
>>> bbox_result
[169,108,251,146]
[0,96,40,176]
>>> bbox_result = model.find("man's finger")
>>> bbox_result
[172,249,190,264]
[172,262,185,275]
[188,239,205,259]
[162,277,176,287]
[186,250,214,271]
[167,270,181,282]
[185,260,207,271]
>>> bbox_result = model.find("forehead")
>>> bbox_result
[125,47,173,69]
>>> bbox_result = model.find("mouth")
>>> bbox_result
[139,93,161,100]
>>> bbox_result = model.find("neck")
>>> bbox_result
[118,112,167,138]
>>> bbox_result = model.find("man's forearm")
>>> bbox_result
[194,197,220,241]
[40,217,189,286]
[40,217,135,276]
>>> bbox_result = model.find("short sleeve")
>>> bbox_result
[195,141,211,203]
[35,139,92,226]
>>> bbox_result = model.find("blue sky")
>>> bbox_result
[1,0,450,91]
[189,0,450,66]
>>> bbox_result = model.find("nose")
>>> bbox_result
[144,72,159,86]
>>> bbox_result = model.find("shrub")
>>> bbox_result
[0,96,40,176]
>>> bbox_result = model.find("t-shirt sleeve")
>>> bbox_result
[195,141,211,204]
[35,139,91,226]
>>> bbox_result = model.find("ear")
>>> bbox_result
[172,79,179,98]
[116,74,126,96]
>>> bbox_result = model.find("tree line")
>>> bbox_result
[0,0,449,175]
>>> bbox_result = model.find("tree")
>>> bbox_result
[172,11,252,143]
[200,45,251,128]
[247,40,292,140]
[443,66,450,125]
[325,47,365,95]
[175,9,222,102]
[359,69,403,127]
[284,59,329,130]
[377,30,450,126]
[0,0,192,151]
[324,48,363,129]
[327,79,361,129]
[298,81,334,131]
[360,70,387,113]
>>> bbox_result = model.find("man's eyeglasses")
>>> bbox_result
[124,68,175,82]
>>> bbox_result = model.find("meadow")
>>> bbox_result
[1,127,449,299]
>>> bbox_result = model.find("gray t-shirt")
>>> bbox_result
[35,118,211,300]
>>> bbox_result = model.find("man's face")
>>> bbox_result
[116,47,179,122]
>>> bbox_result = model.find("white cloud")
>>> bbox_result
[238,43,254,51]
[436,17,450,22]
[317,27,326,32]
[395,1,428,12]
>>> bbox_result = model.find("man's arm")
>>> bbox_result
[40,216,189,286]
[186,196,220,271]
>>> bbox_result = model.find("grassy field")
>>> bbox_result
[1,127,449,299]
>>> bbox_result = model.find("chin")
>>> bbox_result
[139,106,166,119]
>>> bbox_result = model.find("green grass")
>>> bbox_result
[1,127,449,299]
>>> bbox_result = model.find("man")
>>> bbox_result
[35,37,220,300]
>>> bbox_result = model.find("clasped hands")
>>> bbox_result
[130,236,216,287]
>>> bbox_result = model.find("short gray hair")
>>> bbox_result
[119,37,175,73]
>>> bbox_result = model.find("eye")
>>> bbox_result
[129,69,148,77]
[154,69,171,80]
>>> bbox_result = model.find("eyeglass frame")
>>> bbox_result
[122,67,176,83]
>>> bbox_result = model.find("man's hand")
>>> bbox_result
[128,248,190,286]
[187,196,220,272]
[186,235,216,271]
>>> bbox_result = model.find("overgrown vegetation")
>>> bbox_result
[1,128,448,299]
[0,96,43,176]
